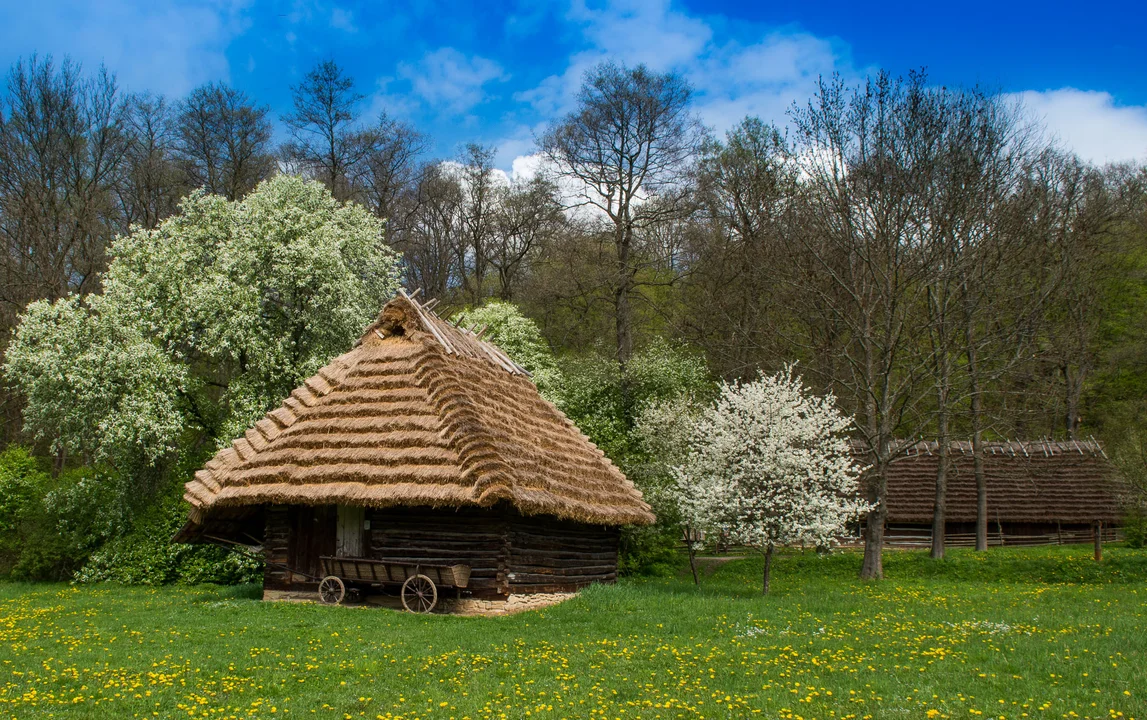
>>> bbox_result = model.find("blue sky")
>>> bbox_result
[3,0,1145,173]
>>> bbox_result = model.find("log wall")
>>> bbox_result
[262,504,619,598]
[874,521,1122,548]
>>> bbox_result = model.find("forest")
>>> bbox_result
[1,54,1145,583]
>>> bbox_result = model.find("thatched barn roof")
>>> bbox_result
[181,292,654,536]
[879,440,1127,524]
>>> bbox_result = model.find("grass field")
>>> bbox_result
[0,545,1143,720]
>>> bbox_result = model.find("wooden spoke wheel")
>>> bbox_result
[318,576,346,605]
[401,574,438,613]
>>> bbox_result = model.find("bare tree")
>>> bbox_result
[539,62,704,370]
[917,87,1039,558]
[395,162,465,299]
[361,113,429,221]
[281,61,375,200]
[457,143,498,303]
[175,82,274,200]
[681,117,797,379]
[789,71,941,580]
[1030,154,1131,440]
[0,55,128,320]
[490,176,564,300]
[121,93,187,228]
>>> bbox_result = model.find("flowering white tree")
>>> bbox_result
[634,394,705,582]
[674,367,869,593]
[4,175,401,469]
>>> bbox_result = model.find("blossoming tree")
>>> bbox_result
[674,368,869,593]
[4,175,401,470]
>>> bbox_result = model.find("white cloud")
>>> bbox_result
[691,32,849,136]
[510,153,545,182]
[1016,88,1147,165]
[329,7,356,32]
[508,0,857,170]
[499,0,1147,177]
[515,0,857,131]
[569,0,712,69]
[398,48,508,114]
[514,0,712,118]
[3,0,250,96]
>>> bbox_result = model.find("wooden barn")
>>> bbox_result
[176,292,654,612]
[877,440,1128,547]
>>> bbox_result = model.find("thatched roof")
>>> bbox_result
[181,292,654,534]
[880,440,1127,524]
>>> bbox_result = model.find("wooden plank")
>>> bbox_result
[336,505,365,557]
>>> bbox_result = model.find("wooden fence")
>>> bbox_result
[872,525,1122,549]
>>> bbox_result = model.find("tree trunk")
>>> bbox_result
[965,319,988,552]
[973,426,987,551]
[1094,521,1103,563]
[861,510,885,579]
[52,446,67,478]
[859,329,885,581]
[861,444,887,580]
[1062,364,1084,440]
[762,542,774,594]
[614,222,634,369]
[685,527,699,586]
[931,434,949,560]
[931,344,951,560]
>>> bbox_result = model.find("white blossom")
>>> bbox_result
[4,176,401,466]
[674,366,870,589]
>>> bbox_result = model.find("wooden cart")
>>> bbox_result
[317,556,471,613]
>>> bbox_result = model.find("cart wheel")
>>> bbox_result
[401,574,437,613]
[318,576,345,605]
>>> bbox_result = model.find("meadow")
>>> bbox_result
[0,545,1143,720]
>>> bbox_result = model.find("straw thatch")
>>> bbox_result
[879,440,1126,524]
[181,292,654,533]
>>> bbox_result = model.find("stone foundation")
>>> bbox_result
[442,592,576,616]
[263,588,321,603]
[262,588,577,615]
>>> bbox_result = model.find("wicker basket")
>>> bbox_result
[445,564,471,588]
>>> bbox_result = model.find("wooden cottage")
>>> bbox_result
[176,292,654,611]
[877,440,1127,547]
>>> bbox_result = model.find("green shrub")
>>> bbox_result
[1124,507,1147,548]
[0,448,126,580]
[0,447,49,573]
[10,464,128,580]
[619,522,683,576]
[76,480,261,586]
[559,340,713,575]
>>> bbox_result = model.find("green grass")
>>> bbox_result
[0,545,1144,720]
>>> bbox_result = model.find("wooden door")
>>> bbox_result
[336,505,365,557]
[287,505,335,583]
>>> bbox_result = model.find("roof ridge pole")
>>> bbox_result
[1091,435,1109,459]
[414,304,456,355]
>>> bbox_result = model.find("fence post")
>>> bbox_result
[1094,521,1103,563]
